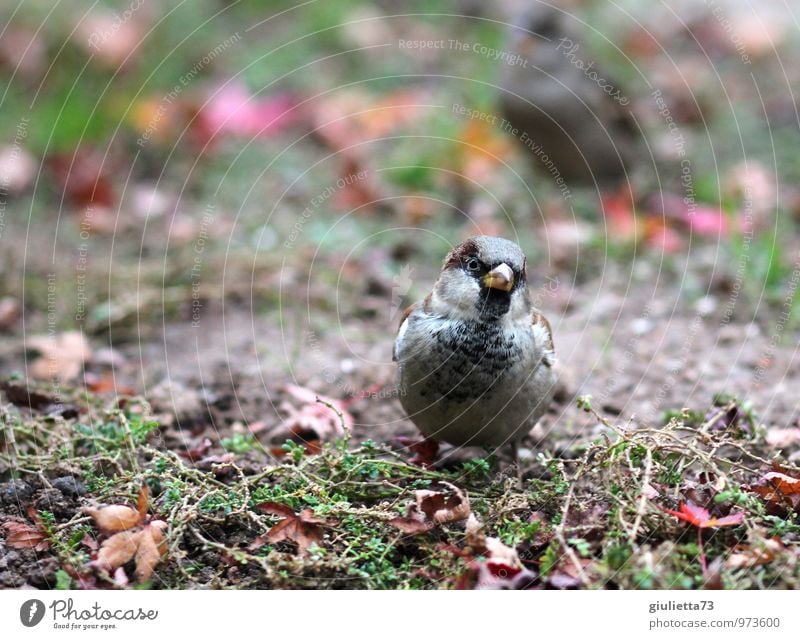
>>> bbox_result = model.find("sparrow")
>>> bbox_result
[498,3,644,186]
[393,236,557,460]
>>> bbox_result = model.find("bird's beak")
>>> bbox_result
[483,263,514,292]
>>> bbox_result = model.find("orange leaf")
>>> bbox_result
[136,484,150,521]
[660,501,745,529]
[95,530,141,570]
[134,521,167,583]
[82,505,142,533]
[763,472,800,495]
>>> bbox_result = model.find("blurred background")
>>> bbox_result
[1,0,799,441]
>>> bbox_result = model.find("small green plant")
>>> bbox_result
[221,433,258,454]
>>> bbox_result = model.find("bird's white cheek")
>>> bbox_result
[431,273,481,320]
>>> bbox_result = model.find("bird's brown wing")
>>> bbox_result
[531,310,555,366]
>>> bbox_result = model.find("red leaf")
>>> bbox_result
[660,501,745,529]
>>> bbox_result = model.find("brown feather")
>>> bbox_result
[532,311,554,353]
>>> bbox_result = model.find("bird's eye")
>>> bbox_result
[466,257,481,272]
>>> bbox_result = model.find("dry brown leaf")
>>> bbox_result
[388,509,432,534]
[251,502,336,556]
[726,538,783,569]
[749,471,800,515]
[95,530,141,570]
[763,472,800,495]
[28,332,91,381]
[83,485,149,533]
[83,504,142,533]
[267,384,354,444]
[390,483,471,535]
[134,521,167,583]
[1,520,50,551]
[415,482,470,524]
[136,484,150,520]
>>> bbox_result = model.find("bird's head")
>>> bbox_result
[432,236,530,322]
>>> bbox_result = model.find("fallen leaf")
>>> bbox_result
[83,504,142,533]
[82,485,149,533]
[453,514,538,590]
[85,486,167,584]
[761,472,800,495]
[1,520,50,551]
[267,384,354,444]
[134,521,167,583]
[178,437,213,462]
[660,501,745,529]
[388,514,432,535]
[766,428,800,448]
[95,530,140,570]
[28,331,92,381]
[726,538,783,569]
[415,482,470,524]
[546,556,596,590]
[251,502,336,556]
[390,484,470,536]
